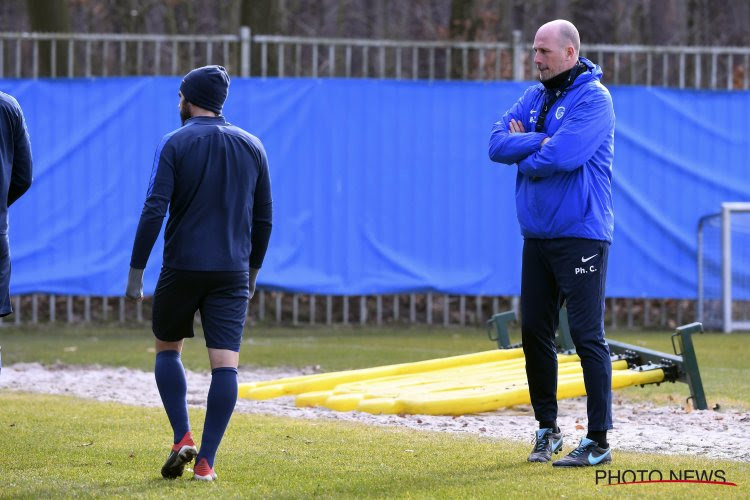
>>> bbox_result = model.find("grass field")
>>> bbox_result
[1,392,747,498]
[1,323,749,497]
[1,323,749,410]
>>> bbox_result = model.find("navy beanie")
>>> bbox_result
[179,65,230,114]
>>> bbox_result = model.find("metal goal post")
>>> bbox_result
[697,202,750,333]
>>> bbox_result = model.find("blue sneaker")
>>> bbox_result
[527,428,563,463]
[552,437,611,467]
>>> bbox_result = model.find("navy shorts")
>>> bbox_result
[0,234,12,317]
[152,267,249,352]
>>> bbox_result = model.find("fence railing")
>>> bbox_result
[252,33,750,90]
[2,293,700,331]
[1,28,741,327]
[1,28,749,89]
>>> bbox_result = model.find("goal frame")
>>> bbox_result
[698,202,750,333]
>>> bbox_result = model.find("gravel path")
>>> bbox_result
[1,363,748,462]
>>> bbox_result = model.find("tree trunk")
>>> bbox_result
[448,0,477,78]
[241,0,281,76]
[449,0,476,40]
[25,0,70,77]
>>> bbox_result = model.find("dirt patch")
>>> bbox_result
[1,363,748,462]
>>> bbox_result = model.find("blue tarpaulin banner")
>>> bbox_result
[3,77,749,298]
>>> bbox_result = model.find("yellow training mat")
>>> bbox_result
[358,364,661,416]
[238,348,524,399]
[239,347,664,415]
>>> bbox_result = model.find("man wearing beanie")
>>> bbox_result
[126,65,273,482]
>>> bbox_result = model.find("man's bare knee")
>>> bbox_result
[156,339,183,353]
[208,348,239,369]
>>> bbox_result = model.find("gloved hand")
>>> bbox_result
[249,267,259,300]
[125,267,144,301]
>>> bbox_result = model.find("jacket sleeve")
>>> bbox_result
[517,90,614,178]
[8,103,33,206]
[129,137,176,269]
[488,89,548,165]
[249,144,272,270]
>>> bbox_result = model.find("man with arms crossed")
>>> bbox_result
[488,20,615,467]
[126,65,272,481]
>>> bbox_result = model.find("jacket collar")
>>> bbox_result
[569,56,603,88]
[541,62,583,90]
[538,57,603,94]
[185,115,227,125]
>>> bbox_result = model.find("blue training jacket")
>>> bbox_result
[488,57,615,242]
[0,92,33,234]
[130,115,272,272]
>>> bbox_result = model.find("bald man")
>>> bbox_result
[488,20,615,467]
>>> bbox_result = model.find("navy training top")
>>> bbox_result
[130,115,272,272]
[0,92,33,234]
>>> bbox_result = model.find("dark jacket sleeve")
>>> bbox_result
[129,136,176,269]
[249,146,272,270]
[8,104,33,206]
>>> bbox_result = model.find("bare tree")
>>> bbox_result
[240,0,282,74]
[26,0,70,76]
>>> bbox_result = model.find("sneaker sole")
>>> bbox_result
[161,445,198,479]
[552,457,612,467]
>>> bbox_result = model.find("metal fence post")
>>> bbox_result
[443,295,449,327]
[409,293,416,323]
[31,294,38,323]
[426,292,432,325]
[240,26,251,77]
[627,298,634,328]
[326,295,332,325]
[376,295,382,325]
[275,292,282,324]
[309,294,316,325]
[342,295,349,325]
[512,30,523,81]
[511,296,520,322]
[459,295,465,326]
[292,293,299,325]
[84,295,91,322]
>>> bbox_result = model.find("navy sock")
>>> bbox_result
[154,350,190,444]
[586,430,608,449]
[197,367,238,468]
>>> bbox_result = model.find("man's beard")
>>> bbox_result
[538,67,554,82]
[179,101,191,124]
